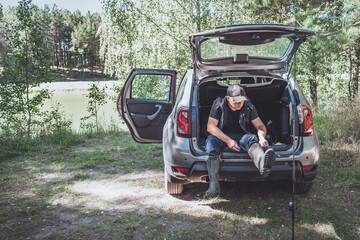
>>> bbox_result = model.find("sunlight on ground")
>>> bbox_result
[245,217,268,225]
[37,172,72,181]
[49,170,268,226]
[60,171,221,217]
[302,223,340,239]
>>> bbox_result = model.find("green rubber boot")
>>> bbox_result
[249,145,276,177]
[205,156,220,197]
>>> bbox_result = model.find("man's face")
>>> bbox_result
[227,96,244,111]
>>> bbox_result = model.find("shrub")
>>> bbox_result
[314,98,360,143]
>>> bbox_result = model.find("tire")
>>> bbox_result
[164,172,184,195]
[295,182,313,194]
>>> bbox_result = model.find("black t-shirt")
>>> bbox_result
[209,99,259,134]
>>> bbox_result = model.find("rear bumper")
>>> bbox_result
[168,161,317,184]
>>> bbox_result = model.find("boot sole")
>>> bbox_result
[261,149,276,177]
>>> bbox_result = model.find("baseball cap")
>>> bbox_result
[226,84,247,102]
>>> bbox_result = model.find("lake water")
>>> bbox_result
[33,81,125,131]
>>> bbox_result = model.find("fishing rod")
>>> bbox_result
[288,53,297,240]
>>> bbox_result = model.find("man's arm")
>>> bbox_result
[207,117,240,151]
[251,117,269,147]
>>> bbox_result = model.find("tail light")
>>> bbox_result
[303,166,314,172]
[174,167,188,174]
[301,105,314,136]
[177,107,191,138]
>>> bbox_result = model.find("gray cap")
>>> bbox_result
[227,84,247,102]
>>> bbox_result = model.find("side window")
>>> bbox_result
[131,74,171,101]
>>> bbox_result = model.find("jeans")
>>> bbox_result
[205,133,258,157]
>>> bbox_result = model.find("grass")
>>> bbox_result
[49,67,117,82]
[0,108,360,239]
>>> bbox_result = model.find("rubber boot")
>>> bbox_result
[248,145,276,177]
[205,156,220,197]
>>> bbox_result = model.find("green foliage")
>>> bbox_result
[99,0,248,81]
[71,13,101,71]
[132,74,171,100]
[241,0,359,108]
[0,1,78,158]
[0,0,52,138]
[40,103,73,134]
[81,83,108,133]
[0,3,3,19]
[47,6,102,70]
[1,3,102,72]
[314,98,360,143]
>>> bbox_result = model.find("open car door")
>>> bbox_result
[189,24,316,75]
[117,69,177,143]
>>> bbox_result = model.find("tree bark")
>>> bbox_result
[353,41,359,97]
[349,47,353,99]
[196,0,201,32]
[53,34,59,68]
[310,63,318,108]
[309,78,317,107]
[25,26,31,138]
[229,0,234,25]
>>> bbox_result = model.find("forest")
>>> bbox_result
[98,0,360,108]
[0,1,360,239]
[0,2,102,72]
[0,0,359,144]
[0,0,359,107]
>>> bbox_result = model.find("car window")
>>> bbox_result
[131,74,171,101]
[200,36,291,60]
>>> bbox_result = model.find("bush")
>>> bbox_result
[0,103,81,159]
[314,98,360,143]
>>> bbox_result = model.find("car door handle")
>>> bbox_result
[147,104,162,120]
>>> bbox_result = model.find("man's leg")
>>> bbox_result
[204,135,226,197]
[236,133,276,177]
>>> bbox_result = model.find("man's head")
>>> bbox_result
[226,84,247,111]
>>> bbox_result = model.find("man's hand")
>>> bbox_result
[258,137,269,147]
[227,139,241,151]
[251,117,269,148]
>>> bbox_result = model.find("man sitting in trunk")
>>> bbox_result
[205,84,276,197]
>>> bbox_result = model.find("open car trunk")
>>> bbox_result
[197,76,292,152]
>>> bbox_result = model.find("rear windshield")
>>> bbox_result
[200,36,291,60]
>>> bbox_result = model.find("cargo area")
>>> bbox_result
[197,76,292,151]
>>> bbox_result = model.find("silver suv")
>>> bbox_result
[117,24,320,195]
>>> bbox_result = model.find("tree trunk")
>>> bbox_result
[310,63,318,108]
[349,47,353,99]
[25,26,31,138]
[196,0,201,32]
[353,41,359,97]
[53,35,59,68]
[60,43,64,70]
[229,0,234,25]
[309,78,317,108]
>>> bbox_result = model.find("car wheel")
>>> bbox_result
[164,172,184,195]
[295,182,313,194]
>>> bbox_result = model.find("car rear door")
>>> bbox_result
[189,24,316,75]
[117,69,177,143]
